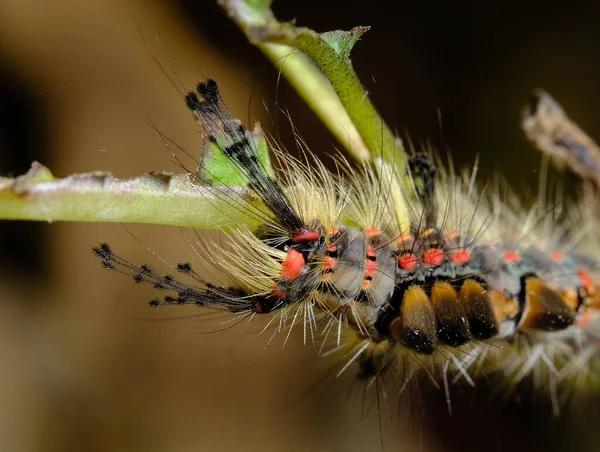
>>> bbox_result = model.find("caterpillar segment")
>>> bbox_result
[94,80,600,398]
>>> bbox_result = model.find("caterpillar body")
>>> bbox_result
[94,79,600,413]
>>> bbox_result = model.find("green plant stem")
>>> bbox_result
[0,1,407,227]
[260,42,370,162]
[0,162,259,230]
[219,0,405,167]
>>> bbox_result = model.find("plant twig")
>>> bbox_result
[0,1,406,226]
[219,0,405,167]
[522,89,600,186]
[0,162,259,230]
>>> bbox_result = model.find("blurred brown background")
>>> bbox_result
[1,1,600,451]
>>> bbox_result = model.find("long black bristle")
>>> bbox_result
[185,79,306,233]
[92,243,273,314]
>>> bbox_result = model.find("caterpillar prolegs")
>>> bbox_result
[94,80,600,414]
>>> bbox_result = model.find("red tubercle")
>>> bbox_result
[290,230,321,243]
[324,242,337,272]
[422,248,444,266]
[552,251,565,262]
[398,253,418,270]
[361,249,378,290]
[323,256,336,271]
[254,300,266,313]
[578,270,593,293]
[503,250,520,263]
[450,249,471,265]
[266,287,287,306]
[365,259,377,277]
[366,227,381,238]
[281,249,305,280]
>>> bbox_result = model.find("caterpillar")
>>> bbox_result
[93,79,600,425]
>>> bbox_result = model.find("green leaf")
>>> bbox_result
[320,28,369,58]
[196,123,273,186]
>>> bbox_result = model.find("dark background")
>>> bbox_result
[1,1,599,451]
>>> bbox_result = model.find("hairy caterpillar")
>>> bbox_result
[94,79,600,428]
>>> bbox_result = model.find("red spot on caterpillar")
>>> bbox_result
[281,249,304,280]
[290,230,320,243]
[362,249,377,289]
[266,287,287,305]
[254,300,265,313]
[578,270,593,292]
[552,251,565,262]
[365,259,377,277]
[450,250,471,265]
[398,253,417,270]
[423,248,444,266]
[323,243,337,273]
[323,256,336,271]
[504,250,520,263]
[366,227,381,237]
[268,285,287,306]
